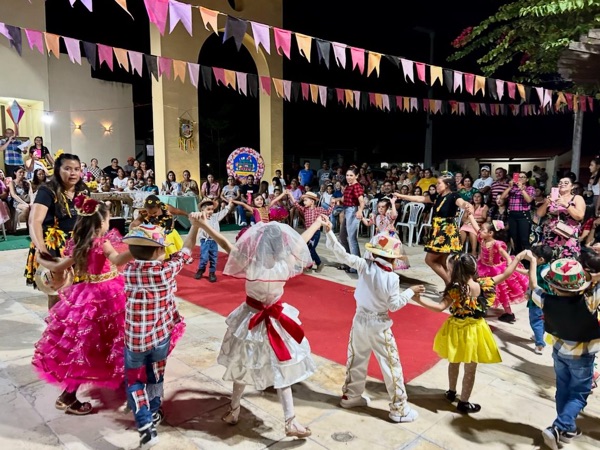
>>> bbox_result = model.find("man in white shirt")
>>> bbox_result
[473,166,494,202]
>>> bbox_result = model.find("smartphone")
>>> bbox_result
[512,173,520,183]
[551,187,559,200]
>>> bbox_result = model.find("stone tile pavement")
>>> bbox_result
[0,230,599,449]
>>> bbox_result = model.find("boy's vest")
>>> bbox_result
[543,293,600,342]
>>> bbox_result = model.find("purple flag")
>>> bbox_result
[24,29,44,54]
[332,42,346,68]
[223,16,247,51]
[188,62,200,88]
[236,72,248,96]
[250,21,270,54]
[169,0,192,35]
[129,50,143,76]
[63,37,82,64]
[158,57,172,79]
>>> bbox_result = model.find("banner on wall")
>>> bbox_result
[226,147,265,180]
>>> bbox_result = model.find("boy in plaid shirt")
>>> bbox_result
[122,219,200,449]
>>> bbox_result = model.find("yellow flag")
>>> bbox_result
[113,48,129,72]
[295,33,312,62]
[367,52,382,77]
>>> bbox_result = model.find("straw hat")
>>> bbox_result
[300,191,319,201]
[34,267,74,296]
[123,224,171,247]
[364,233,403,259]
[541,258,590,292]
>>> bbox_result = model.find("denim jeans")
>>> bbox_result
[307,229,321,265]
[552,348,595,432]
[528,305,545,347]
[339,206,360,257]
[125,337,171,430]
[236,205,248,224]
[198,239,218,274]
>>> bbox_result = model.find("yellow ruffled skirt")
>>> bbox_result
[165,229,184,259]
[433,316,501,364]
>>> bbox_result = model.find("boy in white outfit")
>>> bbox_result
[322,216,425,423]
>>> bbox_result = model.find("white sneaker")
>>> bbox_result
[389,407,419,423]
[340,395,370,408]
[534,345,544,355]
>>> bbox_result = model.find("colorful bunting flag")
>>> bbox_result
[350,47,364,74]
[199,7,219,35]
[415,62,426,83]
[98,43,113,69]
[63,37,81,64]
[295,33,312,62]
[316,39,330,69]
[169,0,193,35]
[144,0,169,35]
[250,22,270,54]
[24,29,44,54]
[273,27,291,59]
[188,62,200,88]
[332,42,347,68]
[223,16,247,50]
[173,59,186,82]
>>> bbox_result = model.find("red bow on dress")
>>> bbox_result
[246,297,305,361]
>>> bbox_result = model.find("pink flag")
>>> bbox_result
[129,50,143,76]
[318,85,327,107]
[415,62,426,83]
[382,94,390,111]
[273,27,291,59]
[464,73,475,95]
[410,98,418,112]
[369,93,376,106]
[0,23,10,40]
[422,99,429,111]
[396,96,403,110]
[453,72,463,93]
[212,67,225,86]
[98,44,114,70]
[260,76,271,95]
[63,37,81,64]
[24,29,44,54]
[301,82,309,100]
[543,89,553,108]
[588,96,594,112]
[336,88,344,104]
[188,62,199,88]
[353,91,361,109]
[199,7,219,34]
[144,0,169,35]
[169,0,192,35]
[236,72,248,96]
[565,93,573,110]
[580,96,587,112]
[158,56,172,79]
[250,22,270,54]
[458,103,465,115]
[535,87,544,104]
[507,82,516,99]
[332,42,347,68]
[496,79,505,100]
[350,47,364,74]
[283,80,292,101]
[400,59,414,83]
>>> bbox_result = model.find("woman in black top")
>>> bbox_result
[28,136,53,171]
[396,175,472,284]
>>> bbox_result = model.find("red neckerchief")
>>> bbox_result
[374,261,392,272]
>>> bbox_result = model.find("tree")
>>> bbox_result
[448,0,600,90]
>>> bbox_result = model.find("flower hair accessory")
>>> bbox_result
[73,194,100,216]
[492,220,505,231]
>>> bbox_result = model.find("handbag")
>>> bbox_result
[553,220,576,239]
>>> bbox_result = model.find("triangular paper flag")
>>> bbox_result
[443,69,453,92]
[403,97,409,111]
[332,42,347,68]
[114,0,134,19]
[459,103,465,115]
[310,84,318,103]
[158,56,172,79]
[579,95,587,112]
[169,0,193,35]
[318,85,327,107]
[496,79,505,100]
[113,47,129,71]
[430,66,443,86]
[464,73,475,95]
[283,80,292,101]
[199,7,219,35]
[453,72,463,93]
[273,27,291,59]
[291,81,300,102]
[6,26,22,56]
[415,62,426,83]
[224,69,236,89]
[534,87,544,104]
[367,52,381,77]
[565,93,573,110]
[507,82,516,99]
[82,41,97,69]
[80,0,93,12]
[316,39,330,69]
[44,32,60,58]
[301,82,309,101]
[260,76,271,95]
[474,76,485,96]
[336,88,344,104]
[385,55,400,68]
[144,0,169,35]
[200,65,212,89]
[247,74,258,97]
[236,72,247,96]
[98,44,114,70]
[517,84,526,103]
[410,98,419,112]
[369,93,376,107]
[345,89,353,107]
[0,23,9,41]
[250,21,270,54]
[187,62,199,88]
[350,47,365,74]
[543,89,553,108]
[382,94,390,111]
[212,67,225,86]
[173,59,186,82]
[144,54,158,80]
[295,33,312,62]
[128,50,143,76]
[63,37,81,64]
[24,29,44,54]
[555,92,566,110]
[354,91,361,109]
[486,78,497,99]
[400,59,414,83]
[525,86,532,103]
[223,16,247,51]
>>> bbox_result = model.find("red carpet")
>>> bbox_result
[176,249,447,382]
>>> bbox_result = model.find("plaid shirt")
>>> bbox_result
[507,185,535,212]
[342,182,364,207]
[124,250,192,352]
[295,203,335,228]
[1,138,24,166]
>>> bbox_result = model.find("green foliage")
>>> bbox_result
[449,0,600,91]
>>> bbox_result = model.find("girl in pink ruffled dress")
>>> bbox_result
[32,196,132,415]
[466,214,529,323]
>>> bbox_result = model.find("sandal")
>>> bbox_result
[456,400,481,414]
[222,405,240,425]
[285,416,311,439]
[65,400,93,415]
[445,390,457,402]
[55,398,73,411]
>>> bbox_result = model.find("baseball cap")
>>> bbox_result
[481,166,491,171]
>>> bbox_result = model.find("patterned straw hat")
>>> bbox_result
[34,266,74,296]
[541,258,590,292]
[364,233,403,259]
[122,224,171,247]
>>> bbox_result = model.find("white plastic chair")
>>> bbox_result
[416,209,433,245]
[396,202,425,246]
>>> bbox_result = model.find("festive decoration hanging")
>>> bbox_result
[6,100,24,134]
[178,114,195,152]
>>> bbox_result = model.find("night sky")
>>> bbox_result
[41,0,600,176]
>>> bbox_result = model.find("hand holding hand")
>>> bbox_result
[410,284,426,294]
[319,214,332,232]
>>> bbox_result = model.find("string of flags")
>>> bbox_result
[55,0,595,109]
[0,19,594,116]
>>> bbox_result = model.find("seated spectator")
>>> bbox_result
[321,183,334,208]
[141,176,159,195]
[268,176,283,195]
[25,147,50,181]
[458,175,478,202]
[103,158,122,182]
[132,169,146,189]
[28,136,53,171]
[113,168,129,191]
[88,158,103,181]
[31,169,47,200]
[123,156,136,175]
[181,170,200,196]
[140,160,154,179]
[220,176,240,223]
[161,171,180,195]
[487,194,508,229]
[8,167,32,227]
[0,169,10,230]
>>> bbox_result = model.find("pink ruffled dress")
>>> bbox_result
[476,233,528,309]
[32,229,127,391]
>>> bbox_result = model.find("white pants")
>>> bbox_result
[343,307,408,413]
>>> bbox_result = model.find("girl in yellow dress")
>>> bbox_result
[129,195,187,259]
[413,251,531,414]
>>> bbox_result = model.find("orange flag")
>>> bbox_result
[310,84,318,103]
[173,59,186,82]
[295,33,312,62]
[517,83,526,102]
[44,33,60,58]
[403,97,410,112]
[199,7,219,34]
[272,78,284,98]
[474,76,486,96]
[114,0,133,18]
[113,47,129,72]
[224,69,236,89]
[345,89,353,107]
[367,52,382,77]
[573,95,579,112]
[555,92,567,110]
[429,99,435,112]
[430,66,443,86]
[375,93,383,109]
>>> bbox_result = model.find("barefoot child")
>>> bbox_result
[413,252,530,414]
[323,215,425,423]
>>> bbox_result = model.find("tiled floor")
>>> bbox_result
[0,231,599,449]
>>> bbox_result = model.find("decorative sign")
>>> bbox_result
[226,147,265,180]
[178,117,195,152]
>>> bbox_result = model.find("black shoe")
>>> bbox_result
[139,425,159,449]
[542,426,560,450]
[345,268,357,274]
[152,408,164,427]
[456,401,481,414]
[498,313,515,323]
[209,273,217,283]
[559,428,582,443]
[445,390,457,402]
[194,270,204,280]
